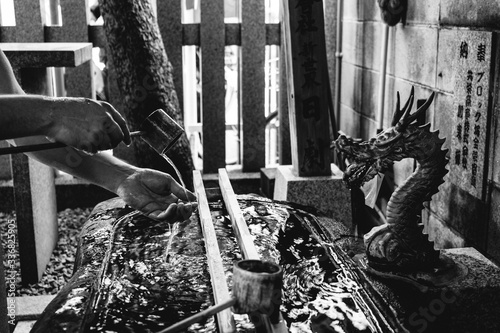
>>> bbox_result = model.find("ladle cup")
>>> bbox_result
[157,259,283,333]
[138,109,184,155]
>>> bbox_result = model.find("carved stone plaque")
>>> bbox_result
[281,0,332,177]
[450,30,493,199]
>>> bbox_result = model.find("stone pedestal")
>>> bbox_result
[366,247,500,332]
[273,164,352,228]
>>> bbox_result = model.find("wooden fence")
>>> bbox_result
[0,0,287,176]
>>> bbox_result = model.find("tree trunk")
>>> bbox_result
[99,0,194,189]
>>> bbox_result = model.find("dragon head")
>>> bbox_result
[334,88,435,188]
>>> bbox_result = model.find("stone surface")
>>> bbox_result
[340,62,379,127]
[14,295,55,320]
[436,29,459,93]
[433,91,455,152]
[429,181,488,248]
[359,117,378,141]
[487,184,500,264]
[449,30,493,200]
[65,63,95,99]
[0,141,12,180]
[389,26,438,87]
[340,62,362,113]
[489,36,500,186]
[260,167,276,198]
[342,21,382,70]
[440,0,500,29]
[338,103,361,138]
[0,0,43,43]
[11,154,58,283]
[364,247,500,332]
[273,164,352,228]
[406,0,440,25]
[1,43,93,68]
[12,320,36,333]
[343,0,380,22]
[422,209,466,249]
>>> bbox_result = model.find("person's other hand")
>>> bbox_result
[116,168,198,222]
[45,97,131,153]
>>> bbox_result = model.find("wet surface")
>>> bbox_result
[237,196,376,333]
[33,195,397,333]
[84,212,215,333]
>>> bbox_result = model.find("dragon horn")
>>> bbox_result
[392,87,414,127]
[395,87,415,131]
[391,92,402,126]
[405,91,436,125]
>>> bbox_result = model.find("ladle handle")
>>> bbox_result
[157,297,236,333]
[0,131,144,155]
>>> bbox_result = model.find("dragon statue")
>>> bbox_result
[334,88,463,285]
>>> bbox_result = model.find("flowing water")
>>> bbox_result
[77,195,390,332]
[161,153,191,202]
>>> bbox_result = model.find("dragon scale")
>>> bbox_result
[386,124,448,228]
[335,88,449,271]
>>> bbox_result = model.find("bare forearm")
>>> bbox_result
[12,136,136,193]
[0,95,62,140]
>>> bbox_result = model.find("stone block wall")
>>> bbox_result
[339,0,500,263]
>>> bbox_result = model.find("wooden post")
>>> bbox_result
[279,43,292,166]
[200,0,225,173]
[280,0,332,177]
[241,0,266,172]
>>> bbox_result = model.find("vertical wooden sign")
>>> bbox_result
[450,30,494,200]
[281,0,332,177]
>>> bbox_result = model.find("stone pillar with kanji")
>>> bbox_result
[274,0,351,228]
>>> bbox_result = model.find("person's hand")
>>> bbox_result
[116,168,198,222]
[45,97,131,153]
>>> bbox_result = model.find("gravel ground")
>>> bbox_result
[1,208,92,296]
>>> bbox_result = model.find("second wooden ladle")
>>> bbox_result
[157,259,283,333]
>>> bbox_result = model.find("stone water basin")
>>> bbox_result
[31,194,402,332]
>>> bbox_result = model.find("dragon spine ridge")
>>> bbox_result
[335,87,449,271]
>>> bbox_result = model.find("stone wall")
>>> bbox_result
[339,0,500,263]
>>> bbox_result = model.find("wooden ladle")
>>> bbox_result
[157,259,283,333]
